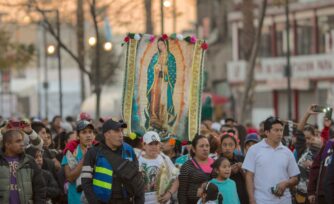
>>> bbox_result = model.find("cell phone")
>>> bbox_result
[7,120,30,129]
[7,121,21,129]
[325,108,333,119]
[312,105,328,113]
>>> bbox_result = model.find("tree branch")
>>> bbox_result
[239,0,268,123]
[29,0,92,80]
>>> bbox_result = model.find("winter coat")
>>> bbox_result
[0,153,46,204]
[42,169,60,200]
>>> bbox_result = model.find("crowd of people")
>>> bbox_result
[0,104,333,204]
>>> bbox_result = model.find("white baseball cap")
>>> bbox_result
[143,131,161,144]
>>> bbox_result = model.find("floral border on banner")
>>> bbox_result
[122,33,208,51]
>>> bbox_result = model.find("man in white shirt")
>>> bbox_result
[242,116,300,204]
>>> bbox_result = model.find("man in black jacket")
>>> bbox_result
[81,119,144,204]
[0,129,46,204]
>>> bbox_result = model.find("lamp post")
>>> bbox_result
[161,0,177,33]
[42,22,49,119]
[273,0,292,120]
[40,9,63,117]
[55,9,63,118]
[285,0,292,120]
[161,0,165,34]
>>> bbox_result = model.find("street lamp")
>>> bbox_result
[88,37,96,46]
[104,42,112,51]
[163,0,172,8]
[284,0,292,121]
[47,44,56,55]
[161,0,177,33]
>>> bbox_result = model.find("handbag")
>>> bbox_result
[99,147,145,197]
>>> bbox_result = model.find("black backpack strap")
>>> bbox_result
[99,147,126,172]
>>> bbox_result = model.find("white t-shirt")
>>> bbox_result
[139,153,178,204]
[242,139,300,204]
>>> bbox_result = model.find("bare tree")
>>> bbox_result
[0,28,34,70]
[241,0,256,60]
[77,0,86,103]
[144,0,153,33]
[238,0,268,124]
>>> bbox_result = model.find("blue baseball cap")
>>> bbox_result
[245,133,260,144]
[76,120,94,132]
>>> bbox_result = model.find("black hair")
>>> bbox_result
[123,136,142,149]
[45,127,51,135]
[329,125,334,139]
[225,118,235,124]
[203,182,219,201]
[51,115,62,124]
[64,131,75,143]
[25,146,41,158]
[304,125,315,136]
[65,116,75,123]
[207,134,219,154]
[190,135,209,157]
[263,116,284,131]
[2,130,23,152]
[31,122,46,134]
[220,134,237,146]
[211,157,230,170]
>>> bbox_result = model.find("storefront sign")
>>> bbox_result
[228,54,334,82]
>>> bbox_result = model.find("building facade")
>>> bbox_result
[227,0,334,125]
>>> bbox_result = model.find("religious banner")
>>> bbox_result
[122,33,208,141]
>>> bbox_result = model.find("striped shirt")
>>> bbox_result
[178,159,211,204]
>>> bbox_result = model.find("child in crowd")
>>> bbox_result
[197,182,222,204]
[210,157,240,204]
[139,131,179,204]
[243,133,261,155]
[220,133,248,204]
[25,147,60,204]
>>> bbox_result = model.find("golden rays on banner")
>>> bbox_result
[122,33,208,141]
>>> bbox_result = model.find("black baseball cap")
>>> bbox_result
[102,119,127,133]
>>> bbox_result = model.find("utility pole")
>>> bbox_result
[285,0,292,120]
[173,0,176,33]
[77,0,86,103]
[56,9,63,117]
[160,0,164,34]
[42,22,49,119]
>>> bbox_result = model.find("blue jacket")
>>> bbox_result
[81,142,137,204]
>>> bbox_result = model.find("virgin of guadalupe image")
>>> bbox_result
[145,38,177,130]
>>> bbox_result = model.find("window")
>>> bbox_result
[318,15,334,53]
[259,26,272,58]
[297,19,312,55]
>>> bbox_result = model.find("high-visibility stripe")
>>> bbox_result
[82,166,93,172]
[95,166,113,176]
[93,179,112,189]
